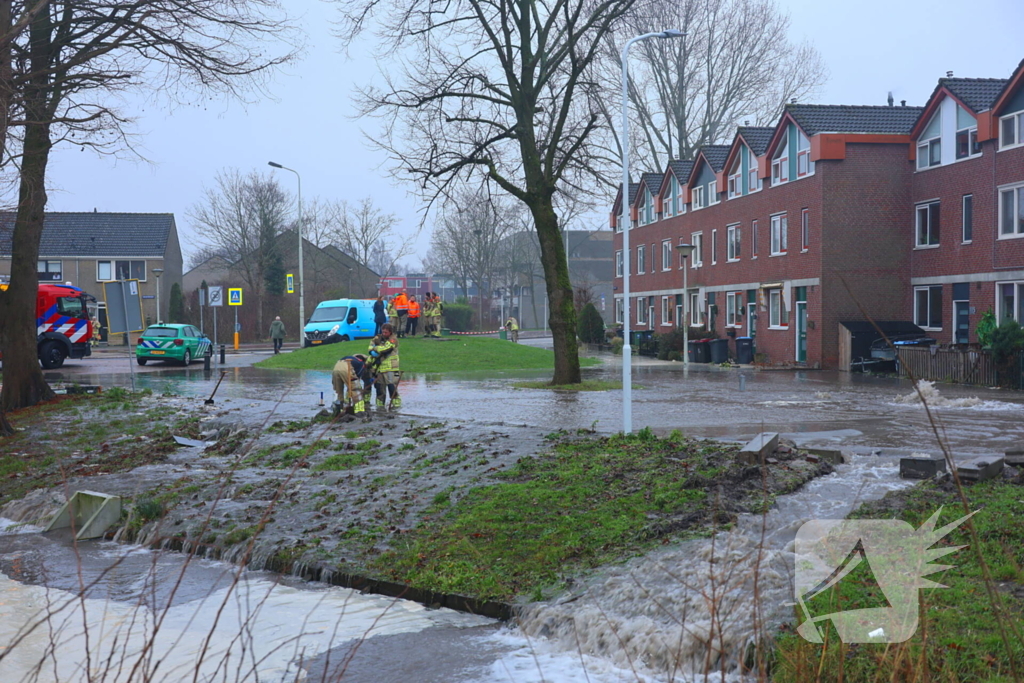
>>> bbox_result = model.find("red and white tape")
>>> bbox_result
[448,329,503,335]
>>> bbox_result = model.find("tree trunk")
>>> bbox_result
[529,197,580,385]
[0,6,56,431]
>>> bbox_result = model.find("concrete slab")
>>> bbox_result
[738,432,779,465]
[44,490,122,540]
[1005,447,1024,467]
[899,454,947,480]
[802,447,847,465]
[956,456,1004,482]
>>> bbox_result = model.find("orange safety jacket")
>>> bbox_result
[408,301,421,318]
[394,293,409,312]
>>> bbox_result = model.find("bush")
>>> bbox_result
[655,327,716,360]
[976,309,997,348]
[443,303,474,332]
[578,303,605,344]
[991,319,1024,382]
[610,336,623,355]
[168,283,185,323]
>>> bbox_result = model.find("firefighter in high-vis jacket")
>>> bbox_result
[331,354,372,415]
[368,323,401,409]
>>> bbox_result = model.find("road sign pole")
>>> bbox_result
[121,281,136,392]
[234,307,239,350]
[214,308,218,348]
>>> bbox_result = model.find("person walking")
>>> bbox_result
[505,316,519,343]
[368,323,401,409]
[372,295,387,336]
[269,316,286,354]
[394,291,409,337]
[406,295,420,337]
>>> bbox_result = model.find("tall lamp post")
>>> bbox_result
[268,161,304,341]
[621,28,684,434]
[675,243,695,366]
[152,268,164,324]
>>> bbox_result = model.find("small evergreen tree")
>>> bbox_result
[577,303,605,344]
[168,283,186,323]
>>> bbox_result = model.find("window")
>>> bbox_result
[752,219,758,257]
[747,148,761,193]
[708,180,719,205]
[690,292,701,326]
[768,289,786,328]
[693,185,705,210]
[57,296,85,318]
[664,177,676,217]
[615,250,623,277]
[637,297,647,325]
[640,190,654,226]
[637,245,646,274]
[726,292,740,327]
[690,233,703,268]
[797,131,812,176]
[37,260,62,281]
[917,111,941,169]
[661,296,673,326]
[772,130,789,185]
[615,298,624,324]
[962,195,973,242]
[115,260,147,281]
[801,209,809,251]
[676,177,686,215]
[770,214,787,255]
[727,224,741,261]
[916,201,940,247]
[727,155,742,199]
[998,282,1024,324]
[1000,110,1024,149]
[956,128,980,159]
[999,184,1024,237]
[662,240,672,271]
[97,261,112,281]
[915,286,943,329]
[711,229,718,265]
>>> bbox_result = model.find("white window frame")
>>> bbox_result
[770,213,787,256]
[640,189,654,226]
[726,292,740,327]
[661,296,673,326]
[661,240,673,271]
[114,259,147,282]
[955,127,980,160]
[615,250,623,277]
[768,289,786,329]
[800,209,809,252]
[996,281,1024,325]
[751,219,758,258]
[915,201,941,248]
[962,194,973,243]
[728,155,742,199]
[914,285,943,330]
[747,148,761,193]
[998,183,1024,239]
[796,130,813,177]
[727,224,741,262]
[663,181,674,218]
[689,292,701,326]
[708,179,719,205]
[772,130,789,186]
[615,298,624,324]
[692,185,705,210]
[690,232,703,268]
[637,297,647,325]
[999,110,1024,150]
[96,260,113,281]
[637,245,646,274]
[711,229,718,265]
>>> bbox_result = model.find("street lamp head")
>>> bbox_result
[676,242,696,257]
[267,161,283,168]
[152,268,164,276]
[659,29,685,38]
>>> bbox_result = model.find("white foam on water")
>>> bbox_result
[0,570,491,682]
[892,380,1024,411]
[0,518,42,535]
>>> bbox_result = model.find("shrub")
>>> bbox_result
[610,336,624,355]
[976,309,997,348]
[443,303,474,332]
[168,283,185,323]
[991,319,1024,388]
[655,327,716,360]
[577,303,605,343]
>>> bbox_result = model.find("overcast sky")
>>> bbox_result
[39,0,1024,273]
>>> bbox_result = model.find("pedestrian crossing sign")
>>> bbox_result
[228,288,243,306]
[286,274,294,294]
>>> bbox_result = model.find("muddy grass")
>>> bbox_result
[1,391,831,606]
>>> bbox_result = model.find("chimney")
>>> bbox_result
[901,100,907,107]
[946,70,953,78]
[790,98,797,104]
[744,119,750,125]
[887,91,894,107]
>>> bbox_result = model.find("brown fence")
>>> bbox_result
[896,346,999,387]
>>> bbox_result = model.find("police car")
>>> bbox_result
[136,324,213,366]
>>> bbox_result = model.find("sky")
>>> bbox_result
[38,0,1024,273]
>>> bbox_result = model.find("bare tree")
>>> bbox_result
[189,170,291,334]
[333,0,638,383]
[595,0,827,173]
[333,197,409,280]
[0,0,295,435]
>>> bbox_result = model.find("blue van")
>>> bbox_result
[303,298,378,347]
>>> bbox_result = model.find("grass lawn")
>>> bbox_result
[773,477,1024,681]
[256,336,601,373]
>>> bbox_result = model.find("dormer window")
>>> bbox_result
[676,177,686,214]
[708,180,719,205]
[665,175,678,217]
[772,130,789,186]
[1001,110,1024,150]
[917,111,941,169]
[693,185,705,210]
[796,131,812,177]
[727,154,742,199]
[955,105,980,159]
[640,189,654,226]
[747,148,761,193]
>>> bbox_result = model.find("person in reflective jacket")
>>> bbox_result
[367,323,401,409]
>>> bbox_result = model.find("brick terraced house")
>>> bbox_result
[612,57,1024,369]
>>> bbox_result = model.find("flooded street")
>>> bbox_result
[4,348,1021,681]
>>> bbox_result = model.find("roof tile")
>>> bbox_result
[786,103,924,135]
[737,127,775,156]
[941,77,1009,112]
[0,212,175,258]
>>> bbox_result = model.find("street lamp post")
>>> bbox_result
[268,161,304,343]
[152,268,164,324]
[621,29,685,434]
[675,243,695,367]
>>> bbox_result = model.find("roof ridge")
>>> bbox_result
[787,103,924,110]
[942,76,1010,83]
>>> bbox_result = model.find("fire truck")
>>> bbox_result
[0,282,95,368]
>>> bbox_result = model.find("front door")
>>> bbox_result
[796,301,807,362]
[747,302,757,339]
[954,301,970,344]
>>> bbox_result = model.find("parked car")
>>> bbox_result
[303,298,377,347]
[136,324,212,365]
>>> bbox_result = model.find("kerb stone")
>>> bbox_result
[956,456,1004,482]
[738,433,779,466]
[899,454,946,480]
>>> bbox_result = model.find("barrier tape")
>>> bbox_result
[449,329,503,335]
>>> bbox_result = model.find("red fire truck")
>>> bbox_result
[0,282,95,368]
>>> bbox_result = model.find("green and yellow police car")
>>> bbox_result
[136,324,213,366]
